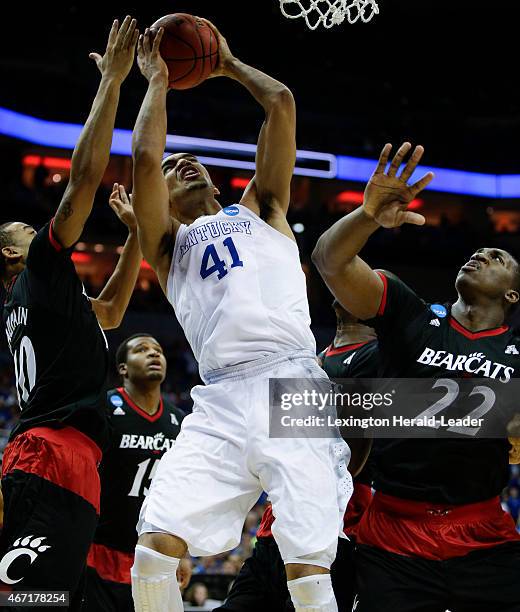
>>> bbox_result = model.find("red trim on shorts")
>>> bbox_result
[356,491,520,560]
[48,219,63,252]
[343,483,373,537]
[325,342,370,357]
[257,504,274,538]
[117,387,164,422]
[258,484,373,541]
[2,426,102,513]
[376,271,388,316]
[87,542,134,584]
[449,317,509,339]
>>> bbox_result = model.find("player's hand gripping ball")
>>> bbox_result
[150,13,219,89]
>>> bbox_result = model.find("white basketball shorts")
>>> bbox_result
[138,350,352,566]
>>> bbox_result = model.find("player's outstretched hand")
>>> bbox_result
[137,27,169,86]
[89,16,138,83]
[199,18,236,78]
[363,143,435,229]
[109,183,137,231]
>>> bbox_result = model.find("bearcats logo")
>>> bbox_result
[0,536,51,585]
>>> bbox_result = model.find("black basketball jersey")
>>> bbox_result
[94,388,184,553]
[319,339,379,380]
[366,271,518,505]
[3,222,109,448]
[319,339,379,486]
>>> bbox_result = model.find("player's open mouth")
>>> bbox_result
[461,260,480,272]
[147,361,163,370]
[179,166,200,181]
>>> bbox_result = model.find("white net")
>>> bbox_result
[280,0,379,29]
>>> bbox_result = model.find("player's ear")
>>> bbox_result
[2,246,22,261]
[505,289,519,305]
[213,185,220,196]
[118,363,128,378]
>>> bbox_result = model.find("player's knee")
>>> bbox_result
[132,544,180,579]
[285,548,335,579]
[131,545,185,612]
[287,574,336,611]
[137,532,187,559]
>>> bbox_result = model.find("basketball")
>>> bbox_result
[150,13,219,90]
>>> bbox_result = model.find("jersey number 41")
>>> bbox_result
[200,238,243,281]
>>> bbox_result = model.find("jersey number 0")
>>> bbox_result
[14,336,36,406]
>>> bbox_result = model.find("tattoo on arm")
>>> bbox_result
[57,200,74,222]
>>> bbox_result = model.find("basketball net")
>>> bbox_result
[280,0,379,29]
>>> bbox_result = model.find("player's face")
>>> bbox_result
[123,337,167,384]
[456,247,519,304]
[1,223,37,266]
[161,153,214,198]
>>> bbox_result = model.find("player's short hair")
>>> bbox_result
[0,222,14,280]
[115,333,158,367]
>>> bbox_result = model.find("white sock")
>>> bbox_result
[287,574,338,612]
[131,544,184,612]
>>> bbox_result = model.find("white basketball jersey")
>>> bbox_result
[166,204,316,379]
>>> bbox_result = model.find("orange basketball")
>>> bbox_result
[151,13,219,90]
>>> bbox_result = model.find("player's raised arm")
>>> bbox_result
[133,28,180,290]
[312,143,434,320]
[203,20,296,221]
[90,184,142,330]
[53,17,138,249]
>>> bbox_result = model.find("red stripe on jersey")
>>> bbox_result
[3,274,18,300]
[87,542,134,584]
[343,483,373,537]
[2,426,102,513]
[118,387,164,422]
[376,271,388,316]
[48,218,63,252]
[449,317,509,339]
[325,341,370,357]
[257,504,274,538]
[356,492,520,560]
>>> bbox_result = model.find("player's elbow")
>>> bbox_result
[268,86,295,114]
[312,235,350,278]
[91,299,119,330]
[68,164,102,190]
[132,145,161,169]
[105,308,124,330]
[312,237,334,276]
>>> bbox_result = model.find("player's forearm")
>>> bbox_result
[69,76,121,187]
[312,207,380,276]
[132,76,168,168]
[95,230,142,328]
[225,58,294,114]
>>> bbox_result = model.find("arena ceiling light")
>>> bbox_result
[1,106,520,198]
[0,107,335,180]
